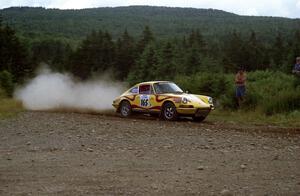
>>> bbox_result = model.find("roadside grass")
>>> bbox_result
[0,98,23,119]
[208,109,300,128]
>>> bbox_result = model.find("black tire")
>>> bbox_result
[193,116,206,122]
[162,102,178,121]
[119,101,132,117]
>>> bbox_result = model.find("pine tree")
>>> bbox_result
[0,21,32,82]
[289,30,300,66]
[187,29,206,53]
[31,39,72,72]
[155,41,176,80]
[223,31,244,72]
[137,26,154,54]
[115,29,136,80]
[0,70,14,97]
[271,33,286,70]
[184,46,201,74]
[68,30,116,80]
[127,44,158,84]
[243,31,266,70]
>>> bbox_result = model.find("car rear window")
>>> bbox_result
[129,87,138,94]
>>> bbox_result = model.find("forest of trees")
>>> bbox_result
[1,14,300,84]
[1,6,300,114]
[1,6,300,44]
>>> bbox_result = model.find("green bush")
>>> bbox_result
[0,87,6,98]
[241,84,260,110]
[176,70,299,115]
[175,72,230,98]
[247,71,296,98]
[127,70,299,115]
[219,88,238,110]
[262,88,300,115]
[0,70,14,97]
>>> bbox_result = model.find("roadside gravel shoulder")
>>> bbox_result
[0,111,299,195]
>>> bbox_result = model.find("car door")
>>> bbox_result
[137,84,156,112]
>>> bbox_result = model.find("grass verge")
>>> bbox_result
[207,109,300,128]
[0,98,23,119]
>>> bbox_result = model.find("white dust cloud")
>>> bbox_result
[14,68,125,112]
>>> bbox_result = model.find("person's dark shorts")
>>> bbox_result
[236,85,246,97]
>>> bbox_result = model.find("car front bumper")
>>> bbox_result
[112,103,119,109]
[177,106,213,117]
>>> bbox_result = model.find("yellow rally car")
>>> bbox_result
[112,81,214,122]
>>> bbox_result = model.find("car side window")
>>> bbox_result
[153,84,162,94]
[139,85,153,95]
[129,86,138,94]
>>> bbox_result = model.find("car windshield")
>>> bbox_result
[153,82,183,94]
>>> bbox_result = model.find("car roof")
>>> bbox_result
[136,81,171,86]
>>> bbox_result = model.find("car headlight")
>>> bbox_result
[182,97,191,104]
[208,97,213,104]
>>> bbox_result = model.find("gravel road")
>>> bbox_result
[0,111,300,195]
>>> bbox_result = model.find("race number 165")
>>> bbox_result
[140,95,150,107]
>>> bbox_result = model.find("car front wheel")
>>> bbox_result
[162,102,177,121]
[120,101,132,117]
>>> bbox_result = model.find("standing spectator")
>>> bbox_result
[235,67,246,108]
[292,56,300,76]
[293,57,300,87]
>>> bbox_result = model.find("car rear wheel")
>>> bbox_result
[120,101,132,117]
[162,102,177,121]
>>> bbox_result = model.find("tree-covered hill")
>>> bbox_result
[1,6,299,43]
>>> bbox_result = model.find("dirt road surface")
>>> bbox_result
[1,111,300,195]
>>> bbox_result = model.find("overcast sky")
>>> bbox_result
[1,0,300,18]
